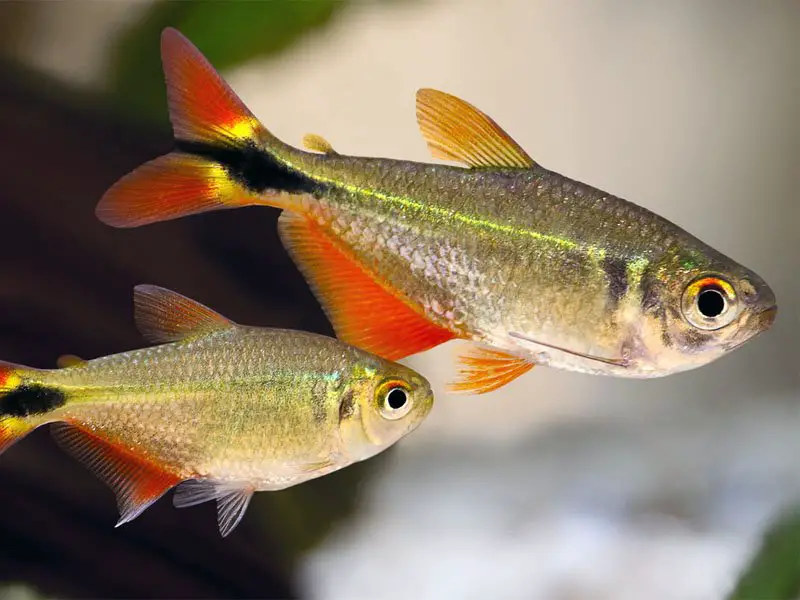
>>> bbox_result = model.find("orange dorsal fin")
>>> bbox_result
[51,423,181,526]
[133,285,235,344]
[448,344,535,395]
[278,212,455,361]
[160,27,262,146]
[415,88,535,169]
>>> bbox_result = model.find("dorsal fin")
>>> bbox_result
[302,133,338,155]
[133,285,234,344]
[415,88,535,169]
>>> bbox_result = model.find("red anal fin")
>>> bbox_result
[448,344,534,395]
[51,423,181,526]
[278,212,455,361]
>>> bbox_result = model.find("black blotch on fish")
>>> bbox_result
[603,256,628,308]
[338,389,356,424]
[1,384,66,417]
[679,327,711,351]
[175,139,323,196]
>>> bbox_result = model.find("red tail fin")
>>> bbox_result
[96,28,286,228]
[0,361,35,454]
[160,27,263,147]
[0,418,34,455]
[96,154,259,228]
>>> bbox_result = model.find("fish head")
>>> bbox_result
[635,243,776,374]
[338,359,434,460]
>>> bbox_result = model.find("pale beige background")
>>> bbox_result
[12,1,799,598]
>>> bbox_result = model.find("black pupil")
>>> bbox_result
[386,388,407,410]
[697,288,725,318]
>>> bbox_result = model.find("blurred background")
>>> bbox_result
[0,1,797,599]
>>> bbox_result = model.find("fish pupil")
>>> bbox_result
[386,388,408,410]
[697,289,725,318]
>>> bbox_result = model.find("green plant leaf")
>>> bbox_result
[727,506,800,600]
[107,0,347,124]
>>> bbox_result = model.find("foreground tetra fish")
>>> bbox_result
[97,28,777,394]
[0,285,433,535]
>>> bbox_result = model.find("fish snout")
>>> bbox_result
[755,305,777,331]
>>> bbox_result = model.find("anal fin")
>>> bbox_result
[278,212,455,361]
[174,479,254,537]
[51,423,181,526]
[448,344,534,395]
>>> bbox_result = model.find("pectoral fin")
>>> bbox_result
[278,212,455,361]
[449,344,534,394]
[508,332,629,369]
[415,88,535,169]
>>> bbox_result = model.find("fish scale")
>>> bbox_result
[96,28,776,392]
[0,286,433,535]
[33,329,358,478]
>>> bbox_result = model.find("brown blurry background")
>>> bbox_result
[0,2,797,599]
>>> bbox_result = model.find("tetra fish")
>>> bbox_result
[0,285,433,535]
[97,28,777,394]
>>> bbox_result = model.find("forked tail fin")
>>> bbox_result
[0,361,57,454]
[96,28,312,228]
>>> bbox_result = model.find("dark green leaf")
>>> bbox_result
[107,0,347,124]
[727,506,800,600]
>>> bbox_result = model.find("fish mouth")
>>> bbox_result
[760,305,778,325]
[751,304,778,334]
[728,305,777,351]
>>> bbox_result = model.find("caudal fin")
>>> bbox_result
[0,361,48,454]
[97,28,305,228]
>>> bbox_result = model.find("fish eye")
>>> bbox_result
[697,288,725,318]
[378,380,413,420]
[681,276,738,330]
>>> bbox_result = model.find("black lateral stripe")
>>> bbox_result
[603,255,629,308]
[175,139,321,195]
[338,389,356,424]
[1,384,66,417]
